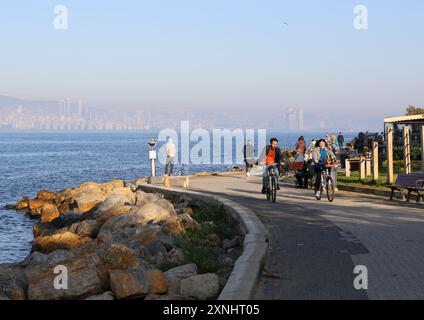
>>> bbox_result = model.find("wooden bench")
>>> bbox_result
[385,173,424,203]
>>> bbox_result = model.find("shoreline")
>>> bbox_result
[0,177,243,300]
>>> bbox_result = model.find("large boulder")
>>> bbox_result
[36,190,57,202]
[95,205,133,225]
[135,191,164,207]
[91,195,133,220]
[107,187,136,204]
[32,231,92,254]
[164,263,198,295]
[72,190,105,213]
[109,268,168,300]
[161,217,186,236]
[98,244,140,270]
[100,180,125,194]
[21,250,75,268]
[27,200,53,218]
[40,203,60,223]
[180,274,219,300]
[133,199,177,223]
[33,222,57,238]
[69,220,100,238]
[25,255,104,300]
[0,264,27,300]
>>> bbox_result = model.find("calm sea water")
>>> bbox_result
[0,131,356,264]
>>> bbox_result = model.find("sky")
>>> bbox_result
[0,0,423,120]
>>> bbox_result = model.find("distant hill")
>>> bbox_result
[0,95,61,114]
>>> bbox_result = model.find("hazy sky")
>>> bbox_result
[0,0,423,118]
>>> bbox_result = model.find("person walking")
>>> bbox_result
[337,132,345,148]
[295,136,306,155]
[243,139,255,177]
[165,137,176,176]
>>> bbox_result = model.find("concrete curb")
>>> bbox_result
[138,184,269,300]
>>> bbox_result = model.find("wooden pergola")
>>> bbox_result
[384,114,424,183]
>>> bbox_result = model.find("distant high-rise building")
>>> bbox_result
[77,100,83,117]
[66,98,71,116]
[298,108,304,130]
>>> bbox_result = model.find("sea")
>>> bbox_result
[0,131,356,264]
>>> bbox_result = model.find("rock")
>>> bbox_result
[135,225,162,246]
[0,264,27,300]
[4,204,16,210]
[107,187,136,204]
[40,203,60,223]
[109,268,168,300]
[167,248,185,264]
[92,195,133,219]
[50,213,82,229]
[131,178,145,190]
[145,269,168,294]
[26,255,103,300]
[178,213,200,230]
[161,217,185,236]
[57,198,78,214]
[98,200,175,237]
[70,220,100,238]
[109,268,148,300]
[100,180,125,194]
[159,235,175,251]
[72,182,100,195]
[164,264,198,280]
[176,207,193,216]
[73,190,105,213]
[36,190,57,201]
[33,222,57,238]
[135,191,164,207]
[217,254,234,268]
[21,250,74,268]
[145,240,167,260]
[28,200,54,218]
[32,231,92,254]
[16,197,29,210]
[95,205,133,225]
[99,244,139,270]
[85,291,115,300]
[223,236,240,250]
[180,274,219,300]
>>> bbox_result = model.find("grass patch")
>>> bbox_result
[173,201,240,274]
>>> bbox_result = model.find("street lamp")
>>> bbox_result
[148,139,157,177]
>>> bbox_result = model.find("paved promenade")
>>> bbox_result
[186,174,424,300]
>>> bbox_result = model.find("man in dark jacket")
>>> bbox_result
[337,132,345,148]
[259,138,282,193]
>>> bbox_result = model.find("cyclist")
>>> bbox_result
[312,139,337,198]
[259,138,282,194]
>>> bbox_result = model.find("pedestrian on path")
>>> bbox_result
[165,137,176,176]
[243,139,255,177]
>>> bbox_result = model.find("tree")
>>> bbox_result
[405,105,424,116]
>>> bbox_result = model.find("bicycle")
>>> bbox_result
[265,165,278,203]
[315,165,336,202]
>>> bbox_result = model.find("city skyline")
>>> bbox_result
[0,94,383,132]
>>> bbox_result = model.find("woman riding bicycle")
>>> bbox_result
[312,139,337,198]
[259,138,282,194]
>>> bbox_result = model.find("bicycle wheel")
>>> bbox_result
[266,177,271,201]
[326,176,335,202]
[271,177,277,203]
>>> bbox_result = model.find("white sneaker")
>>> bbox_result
[246,172,251,177]
[316,191,321,198]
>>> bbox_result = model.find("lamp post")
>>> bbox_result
[148,139,157,177]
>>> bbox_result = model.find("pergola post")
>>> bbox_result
[387,126,394,184]
[421,125,424,173]
[373,141,379,181]
[403,126,412,174]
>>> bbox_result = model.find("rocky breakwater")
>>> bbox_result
[0,179,242,300]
